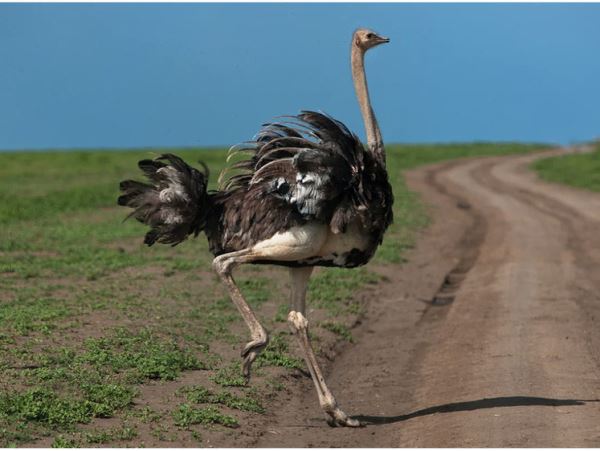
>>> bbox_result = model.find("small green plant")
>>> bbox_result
[321,322,354,342]
[179,386,212,403]
[51,434,78,448]
[150,423,170,441]
[84,430,112,444]
[191,430,203,443]
[179,385,265,413]
[256,333,303,370]
[274,303,289,322]
[172,405,237,428]
[84,425,137,444]
[0,389,94,427]
[309,268,379,314]
[0,298,72,335]
[135,406,163,423]
[211,391,265,413]
[81,383,136,417]
[237,277,272,307]
[79,328,205,381]
[210,363,247,387]
[266,377,286,392]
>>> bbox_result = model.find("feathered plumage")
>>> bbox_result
[118,111,393,265]
[205,111,393,262]
[117,154,210,246]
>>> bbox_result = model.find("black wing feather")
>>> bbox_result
[218,110,377,231]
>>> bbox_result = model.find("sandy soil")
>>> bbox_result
[239,150,600,447]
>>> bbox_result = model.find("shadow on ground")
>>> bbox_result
[354,396,600,426]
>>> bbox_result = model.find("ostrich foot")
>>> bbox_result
[287,311,363,428]
[241,333,269,379]
[327,417,361,427]
[324,405,363,428]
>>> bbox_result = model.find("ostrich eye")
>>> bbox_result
[366,33,374,39]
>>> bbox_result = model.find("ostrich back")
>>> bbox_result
[205,111,394,268]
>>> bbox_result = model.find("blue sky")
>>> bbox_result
[1,3,599,150]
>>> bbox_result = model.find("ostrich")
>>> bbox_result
[118,28,392,427]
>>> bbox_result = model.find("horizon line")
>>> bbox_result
[0,139,565,154]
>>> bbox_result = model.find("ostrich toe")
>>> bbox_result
[241,335,269,378]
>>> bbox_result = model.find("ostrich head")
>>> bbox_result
[353,28,390,52]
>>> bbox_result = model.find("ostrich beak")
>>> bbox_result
[378,36,390,44]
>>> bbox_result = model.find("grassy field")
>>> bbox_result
[532,142,600,192]
[0,142,543,447]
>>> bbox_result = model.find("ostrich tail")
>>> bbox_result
[118,153,211,247]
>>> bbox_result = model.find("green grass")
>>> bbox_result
[1,389,97,427]
[209,363,249,387]
[0,142,543,446]
[321,322,354,343]
[0,325,206,444]
[51,435,78,448]
[308,268,380,314]
[172,405,238,428]
[0,297,72,335]
[532,143,600,192]
[84,425,138,444]
[178,385,265,413]
[48,424,138,447]
[256,332,304,370]
[79,329,206,382]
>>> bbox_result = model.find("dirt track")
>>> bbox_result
[247,150,600,447]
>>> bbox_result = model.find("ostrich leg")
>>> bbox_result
[287,267,361,427]
[213,249,269,378]
[212,224,328,379]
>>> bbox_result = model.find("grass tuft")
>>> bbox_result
[51,434,78,448]
[179,385,265,413]
[320,322,354,342]
[309,268,379,315]
[84,425,138,444]
[209,363,247,387]
[0,389,94,427]
[172,405,238,428]
[257,333,304,370]
[79,327,205,381]
[0,298,72,335]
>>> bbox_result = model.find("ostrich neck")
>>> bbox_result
[351,44,385,164]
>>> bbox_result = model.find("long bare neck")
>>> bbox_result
[351,43,385,164]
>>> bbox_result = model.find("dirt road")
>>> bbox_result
[249,150,600,447]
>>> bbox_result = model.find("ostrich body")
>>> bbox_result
[118,29,392,427]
